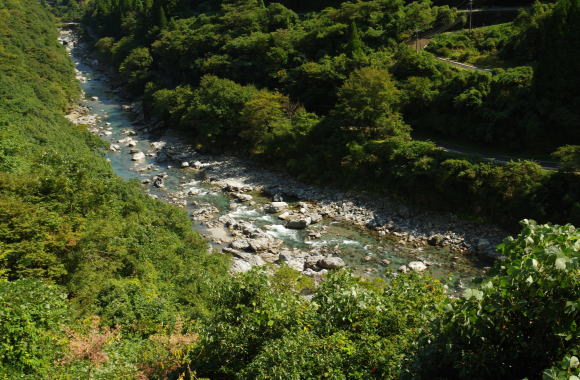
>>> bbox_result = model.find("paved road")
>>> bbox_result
[406,6,561,171]
[435,57,492,72]
[457,6,529,13]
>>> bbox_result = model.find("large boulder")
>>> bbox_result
[150,141,166,150]
[131,151,145,161]
[230,258,252,274]
[248,237,275,252]
[407,261,427,272]
[264,202,289,214]
[286,217,311,230]
[277,252,305,272]
[230,239,251,251]
[223,248,266,267]
[304,255,325,270]
[233,193,253,202]
[309,213,322,224]
[317,256,346,270]
[428,235,444,246]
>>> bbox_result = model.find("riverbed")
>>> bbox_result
[60,28,507,289]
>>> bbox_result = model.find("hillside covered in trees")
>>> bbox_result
[0,0,578,378]
[53,0,579,229]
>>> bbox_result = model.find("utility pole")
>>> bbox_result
[469,0,473,32]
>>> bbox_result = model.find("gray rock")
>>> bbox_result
[153,177,164,188]
[317,256,346,270]
[428,235,444,246]
[286,217,311,230]
[131,152,145,161]
[309,213,322,224]
[302,268,328,283]
[277,253,305,271]
[408,261,427,272]
[223,248,266,267]
[230,239,250,251]
[233,193,253,202]
[230,258,252,274]
[224,180,250,193]
[150,141,166,150]
[248,237,274,252]
[181,161,190,168]
[304,255,326,270]
[398,265,409,273]
[264,202,289,214]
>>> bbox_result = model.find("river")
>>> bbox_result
[61,28,501,290]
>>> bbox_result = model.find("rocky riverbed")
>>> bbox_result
[61,27,508,288]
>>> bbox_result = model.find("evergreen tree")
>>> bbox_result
[347,21,364,58]
[158,6,168,28]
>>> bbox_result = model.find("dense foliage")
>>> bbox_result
[418,219,579,379]
[1,1,578,379]
[71,0,580,229]
[424,0,580,151]
[0,0,228,377]
[193,269,446,378]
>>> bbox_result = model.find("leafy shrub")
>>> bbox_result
[419,220,580,379]
[0,279,68,377]
[194,269,445,378]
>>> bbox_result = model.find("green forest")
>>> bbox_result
[56,0,579,229]
[0,0,578,378]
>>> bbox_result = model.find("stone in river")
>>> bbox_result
[131,152,145,161]
[286,217,311,229]
[233,193,253,202]
[150,141,166,150]
[264,202,288,214]
[181,161,190,168]
[153,177,164,188]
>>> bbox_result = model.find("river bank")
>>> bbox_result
[60,27,508,286]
